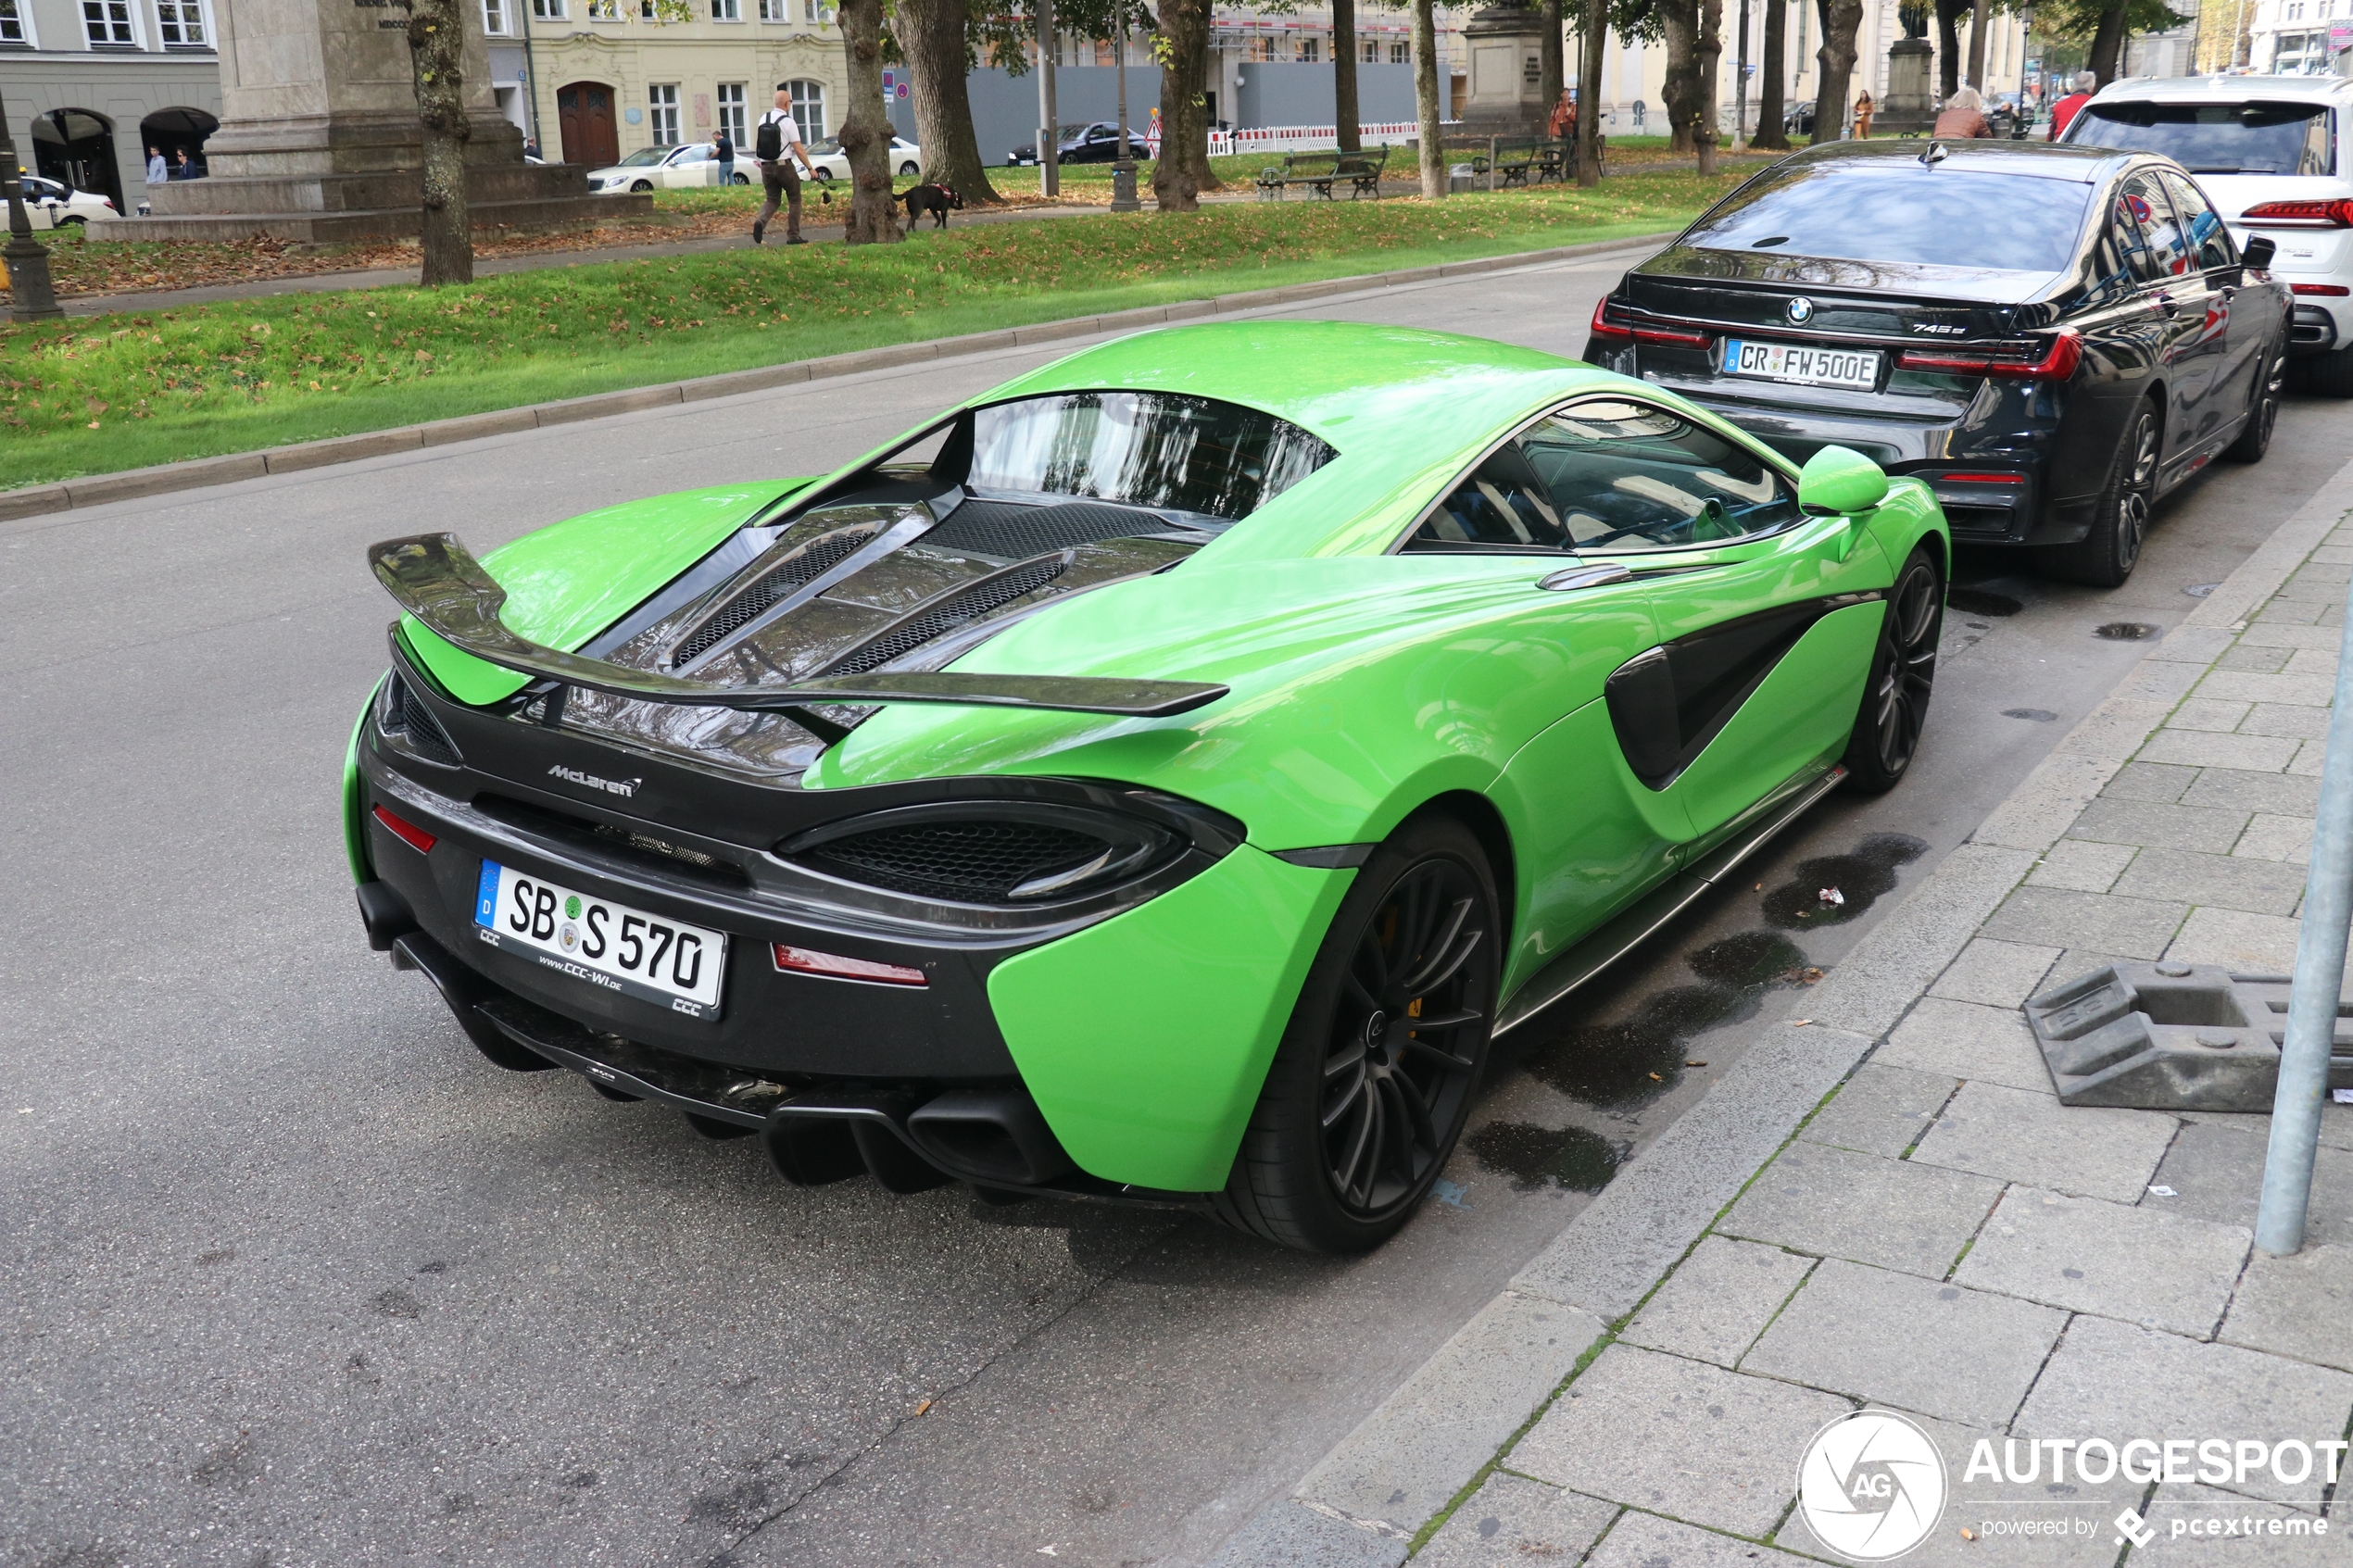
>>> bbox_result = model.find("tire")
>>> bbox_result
[732,170,749,185]
[1212,815,1499,1254]
[2224,347,2284,464]
[2039,400,2158,587]
[2293,342,2353,398]
[900,160,920,177]
[1842,546,1943,796]
[630,179,654,193]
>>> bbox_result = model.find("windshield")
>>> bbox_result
[2066,101,2334,175]
[1683,163,2095,272]
[966,392,1336,524]
[615,147,668,167]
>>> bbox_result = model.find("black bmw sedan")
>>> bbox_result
[1583,140,2292,584]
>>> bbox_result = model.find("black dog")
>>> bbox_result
[900,183,963,228]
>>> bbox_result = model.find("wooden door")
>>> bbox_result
[558,82,619,168]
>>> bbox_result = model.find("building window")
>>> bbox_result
[0,0,23,41]
[480,0,509,33]
[1361,38,1377,62]
[711,0,738,17]
[802,0,833,19]
[648,83,681,144]
[532,0,565,17]
[156,0,206,44]
[757,0,784,15]
[587,0,617,19]
[1390,40,1408,62]
[82,0,135,45]
[1300,36,1318,61]
[785,79,825,141]
[716,82,748,144]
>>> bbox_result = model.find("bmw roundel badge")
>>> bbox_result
[1785,296,1815,325]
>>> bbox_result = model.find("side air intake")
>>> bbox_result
[379,672,463,766]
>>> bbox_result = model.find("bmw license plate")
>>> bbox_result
[473,860,726,1018]
[1720,339,1881,391]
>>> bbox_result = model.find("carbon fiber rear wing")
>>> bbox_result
[369,533,1229,733]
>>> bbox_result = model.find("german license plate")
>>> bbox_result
[473,860,726,1018]
[1721,339,1881,391]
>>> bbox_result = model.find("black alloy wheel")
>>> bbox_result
[900,160,920,177]
[1843,546,1943,795]
[1214,817,1498,1254]
[2224,348,2284,464]
[2045,401,2158,587]
[631,179,654,193]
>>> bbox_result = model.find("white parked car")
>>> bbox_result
[799,135,923,185]
[2064,74,2353,395]
[16,174,116,229]
[585,143,749,193]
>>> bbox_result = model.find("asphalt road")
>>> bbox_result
[4,246,2347,1568]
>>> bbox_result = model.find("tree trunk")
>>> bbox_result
[1935,0,1963,102]
[1810,0,1860,145]
[1576,0,1605,185]
[1413,0,1446,197]
[1966,0,1988,85]
[1151,0,1211,209]
[406,0,472,286]
[838,0,903,243]
[2086,5,2127,84]
[1754,0,1790,149]
[1697,0,1722,173]
[897,0,1001,203]
[1541,0,1565,128]
[1659,0,1701,155]
[1334,0,1362,153]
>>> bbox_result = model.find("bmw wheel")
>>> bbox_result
[1842,546,1942,795]
[2224,349,2284,463]
[2044,400,2158,587]
[1214,816,1497,1254]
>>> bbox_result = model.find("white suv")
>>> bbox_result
[2064,74,2353,395]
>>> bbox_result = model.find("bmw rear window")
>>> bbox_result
[1680,164,2095,273]
[967,392,1335,523]
[2066,102,2334,176]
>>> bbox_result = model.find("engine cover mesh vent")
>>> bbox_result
[382,673,461,765]
[925,499,1173,560]
[803,820,1111,903]
[671,528,875,668]
[823,557,1067,677]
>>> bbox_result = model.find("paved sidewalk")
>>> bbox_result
[1216,459,2353,1568]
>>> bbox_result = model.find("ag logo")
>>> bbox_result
[1786,296,1816,325]
[1796,1410,1946,1561]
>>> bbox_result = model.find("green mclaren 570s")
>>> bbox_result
[347,320,1949,1254]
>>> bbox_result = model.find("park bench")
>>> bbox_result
[1253,145,1390,201]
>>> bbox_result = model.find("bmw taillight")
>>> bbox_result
[1588,297,1711,348]
[2239,198,2353,229]
[1589,298,1635,342]
[1897,328,2082,381]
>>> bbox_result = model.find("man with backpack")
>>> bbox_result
[753,87,815,245]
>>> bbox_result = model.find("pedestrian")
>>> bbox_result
[523,135,541,161]
[1853,91,1874,139]
[751,87,813,245]
[145,145,168,186]
[172,148,195,180]
[712,127,735,188]
[2047,69,2097,140]
[1547,88,1574,144]
[1932,86,1994,139]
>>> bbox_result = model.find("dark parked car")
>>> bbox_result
[1008,121,1134,167]
[1584,140,2292,584]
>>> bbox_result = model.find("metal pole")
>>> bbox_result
[1111,5,1139,210]
[2255,575,2353,1256]
[1037,0,1061,198]
[0,85,65,322]
[1735,0,1751,145]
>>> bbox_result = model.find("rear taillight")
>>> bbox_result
[371,804,438,854]
[2293,282,2352,296]
[1897,328,2082,381]
[2239,198,2353,228]
[773,944,927,986]
[1938,472,2026,484]
[1587,298,1712,349]
[1589,298,1634,342]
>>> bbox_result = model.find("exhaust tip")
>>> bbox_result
[907,1090,1075,1187]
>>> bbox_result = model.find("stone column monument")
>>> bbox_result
[1457,3,1551,139]
[99,0,634,241]
[1879,3,1937,135]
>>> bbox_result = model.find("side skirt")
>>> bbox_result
[1492,761,1847,1037]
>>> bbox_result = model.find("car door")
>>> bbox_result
[2110,168,2217,463]
[2162,169,2267,432]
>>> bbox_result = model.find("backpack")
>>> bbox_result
[755,116,785,163]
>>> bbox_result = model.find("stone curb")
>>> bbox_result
[0,232,1675,528]
[1209,450,2353,1566]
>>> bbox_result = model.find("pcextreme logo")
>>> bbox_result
[547,764,642,798]
[1796,1410,1947,1561]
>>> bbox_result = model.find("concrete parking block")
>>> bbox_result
[2221,1243,2353,1373]
[1743,1260,2066,1427]
[2143,1486,2339,1564]
[1979,886,2188,960]
[1622,1237,1817,1367]
[1803,1064,1959,1158]
[1718,1143,2002,1278]
[2137,731,2302,772]
[2165,908,2303,972]
[1202,1499,1406,1568]
[2233,814,2315,865]
[1584,1510,1815,1568]
[1929,939,2064,1009]
[1953,1187,2250,1336]
[1910,1081,2178,1202]
[2016,1316,2353,1508]
[1510,1346,1849,1537]
[2100,761,2201,804]
[2151,1121,2353,1248]
[2111,848,2309,916]
[2066,798,2251,855]
[2025,841,2137,895]
[1413,1473,1618,1568]
[2181,769,2323,817]
[1875,998,2054,1094]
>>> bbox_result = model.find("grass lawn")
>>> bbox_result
[0,169,1737,492]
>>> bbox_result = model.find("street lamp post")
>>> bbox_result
[0,86,66,322]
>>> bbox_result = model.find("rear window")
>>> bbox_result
[966,392,1336,525]
[2066,101,2334,176]
[1681,163,2095,273]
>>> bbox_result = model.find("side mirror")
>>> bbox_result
[2241,234,2277,271]
[1797,445,1891,516]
